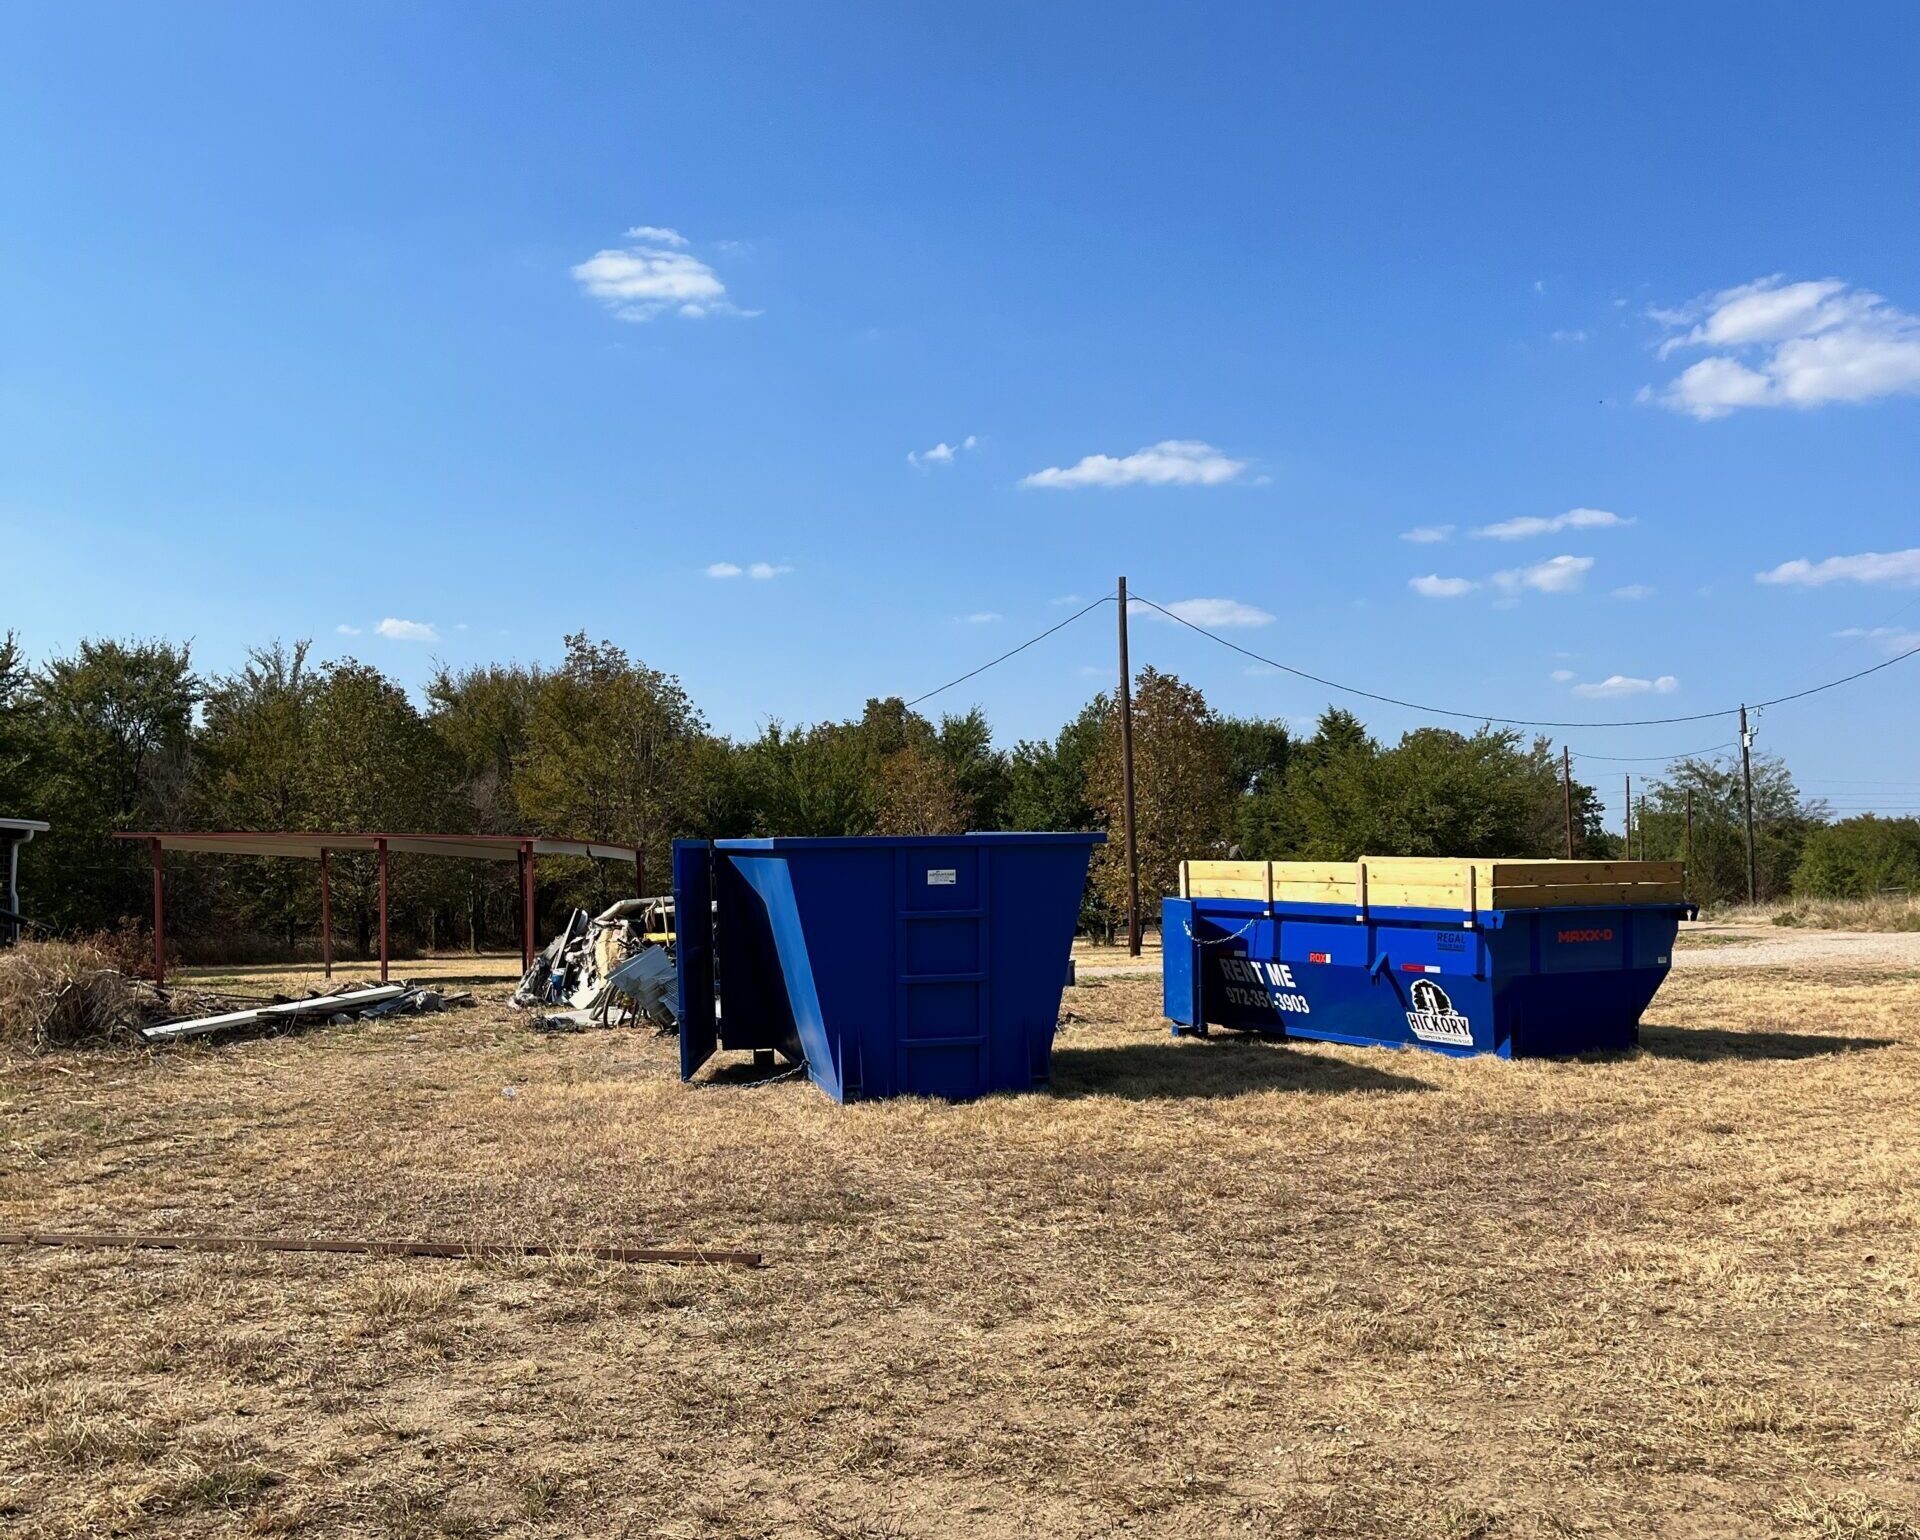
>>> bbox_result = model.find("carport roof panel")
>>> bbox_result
[113,832,639,864]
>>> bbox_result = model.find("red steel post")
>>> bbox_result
[520,844,535,972]
[377,837,390,983]
[150,838,166,984]
[319,847,333,980]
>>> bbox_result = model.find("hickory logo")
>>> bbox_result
[1405,976,1473,1046]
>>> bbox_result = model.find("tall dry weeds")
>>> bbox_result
[0,939,142,1052]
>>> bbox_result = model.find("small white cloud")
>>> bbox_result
[1571,674,1679,699]
[960,611,1003,624]
[1551,329,1588,344]
[1756,549,1920,588]
[1835,625,1920,654]
[1408,574,1477,599]
[907,435,978,469]
[1401,524,1455,544]
[1550,669,1575,682]
[1648,276,1920,418]
[1611,584,1655,600]
[706,562,744,579]
[375,618,437,642]
[1141,597,1275,627]
[748,562,791,580]
[572,226,754,322]
[1021,439,1249,489]
[335,624,361,636]
[1049,593,1082,606]
[1492,554,1594,595]
[1475,508,1628,540]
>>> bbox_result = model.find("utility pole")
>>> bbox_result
[1638,795,1646,859]
[1116,575,1141,956]
[1624,774,1632,859]
[1739,704,1758,903]
[1561,745,1575,858]
[1684,786,1693,900]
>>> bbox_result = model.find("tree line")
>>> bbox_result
[0,629,1907,960]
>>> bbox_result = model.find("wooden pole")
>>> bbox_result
[1624,774,1632,859]
[149,838,166,984]
[1116,575,1141,956]
[376,837,389,983]
[634,845,645,900]
[319,847,333,980]
[1739,705,1758,903]
[1561,745,1575,858]
[1684,786,1694,899]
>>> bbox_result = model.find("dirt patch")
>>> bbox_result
[3,962,1917,1536]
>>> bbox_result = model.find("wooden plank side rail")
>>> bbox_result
[1184,858,1685,910]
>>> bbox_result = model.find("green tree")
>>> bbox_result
[1087,668,1230,926]
[307,660,464,956]
[876,742,968,834]
[196,641,320,949]
[1004,698,1105,832]
[1794,815,1920,898]
[737,720,878,836]
[516,634,706,909]
[1637,753,1821,904]
[934,707,1009,829]
[25,638,200,931]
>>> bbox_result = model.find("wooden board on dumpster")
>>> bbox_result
[1181,856,1685,910]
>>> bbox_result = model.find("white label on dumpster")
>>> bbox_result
[1405,978,1473,1046]
[927,868,957,886]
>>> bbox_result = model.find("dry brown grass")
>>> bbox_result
[2,954,1917,1537]
[0,938,141,1052]
[1712,895,1920,933]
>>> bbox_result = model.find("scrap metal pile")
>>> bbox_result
[143,981,475,1043]
[512,896,678,1031]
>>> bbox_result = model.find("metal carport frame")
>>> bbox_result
[114,832,645,983]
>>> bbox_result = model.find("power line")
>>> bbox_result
[1571,742,1738,763]
[903,594,1113,710]
[1130,591,1920,730]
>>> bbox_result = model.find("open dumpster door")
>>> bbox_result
[673,840,718,1078]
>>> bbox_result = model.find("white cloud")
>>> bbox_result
[1836,625,1920,654]
[1141,597,1275,627]
[1551,329,1588,344]
[375,618,437,642]
[1049,593,1082,606]
[908,434,978,469]
[335,624,361,636]
[1401,524,1455,544]
[709,560,791,580]
[572,226,754,322]
[1491,554,1593,595]
[1756,548,1920,589]
[1550,669,1575,682]
[1612,584,1655,600]
[1475,507,1628,540]
[1408,574,1477,599]
[960,611,1003,624]
[1571,674,1679,699]
[1020,439,1248,489]
[1648,276,1920,418]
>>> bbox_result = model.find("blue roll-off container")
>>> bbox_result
[1163,864,1692,1058]
[674,833,1103,1101]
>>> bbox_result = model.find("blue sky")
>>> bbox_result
[4,2,1919,823]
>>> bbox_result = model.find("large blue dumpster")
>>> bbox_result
[674,833,1103,1101]
[1163,858,1692,1058]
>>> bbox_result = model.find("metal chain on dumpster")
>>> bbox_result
[1181,916,1261,947]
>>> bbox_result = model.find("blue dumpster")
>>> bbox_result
[1163,858,1692,1058]
[674,833,1103,1101]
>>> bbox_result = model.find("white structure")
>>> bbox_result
[1,818,49,945]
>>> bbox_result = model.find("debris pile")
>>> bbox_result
[514,896,677,1031]
[142,981,475,1043]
